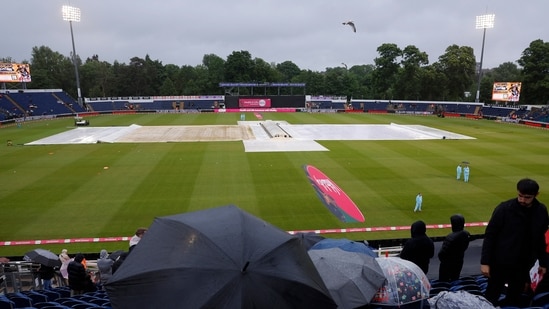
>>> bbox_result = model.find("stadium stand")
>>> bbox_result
[1,90,548,131]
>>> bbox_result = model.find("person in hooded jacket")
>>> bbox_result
[438,214,471,282]
[400,220,435,274]
[67,253,90,296]
[97,249,114,290]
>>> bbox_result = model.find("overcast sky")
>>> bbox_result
[3,0,548,72]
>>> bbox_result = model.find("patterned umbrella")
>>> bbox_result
[371,257,431,306]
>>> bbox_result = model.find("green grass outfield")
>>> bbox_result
[0,112,548,257]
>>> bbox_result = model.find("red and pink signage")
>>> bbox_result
[238,98,271,108]
[303,164,365,223]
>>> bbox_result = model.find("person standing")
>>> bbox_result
[38,264,55,290]
[456,164,462,180]
[481,178,549,307]
[111,251,128,274]
[67,253,90,296]
[96,249,114,290]
[129,228,147,250]
[438,214,471,282]
[414,193,423,212]
[59,249,71,284]
[463,165,470,182]
[400,220,435,274]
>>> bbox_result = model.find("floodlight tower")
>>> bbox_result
[62,5,83,106]
[475,14,495,103]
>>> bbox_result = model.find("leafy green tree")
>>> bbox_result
[30,46,74,92]
[323,67,347,96]
[397,45,429,100]
[295,70,325,96]
[252,58,276,84]
[419,63,448,101]
[178,65,200,95]
[372,43,402,99]
[436,45,476,101]
[159,77,177,95]
[202,54,225,94]
[490,62,522,82]
[225,50,253,83]
[163,64,183,95]
[192,65,213,95]
[348,64,374,99]
[80,55,114,98]
[276,61,301,82]
[518,39,549,105]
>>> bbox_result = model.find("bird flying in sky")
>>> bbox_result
[342,20,356,33]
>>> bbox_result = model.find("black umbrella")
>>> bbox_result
[106,205,336,309]
[108,249,126,261]
[294,232,325,250]
[308,247,386,309]
[24,248,61,267]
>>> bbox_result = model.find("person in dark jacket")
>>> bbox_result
[400,220,435,274]
[481,178,549,307]
[111,251,128,274]
[38,264,55,290]
[438,214,470,282]
[67,253,91,296]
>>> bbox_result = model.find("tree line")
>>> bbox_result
[2,39,548,105]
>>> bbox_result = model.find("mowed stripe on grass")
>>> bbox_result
[0,113,548,256]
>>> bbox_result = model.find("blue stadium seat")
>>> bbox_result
[21,291,48,305]
[39,290,61,302]
[5,296,32,308]
[32,302,64,308]
[51,288,71,298]
[532,292,549,307]
[0,297,15,309]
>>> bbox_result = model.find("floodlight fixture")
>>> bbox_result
[474,14,495,103]
[475,14,495,29]
[62,5,81,22]
[62,5,83,106]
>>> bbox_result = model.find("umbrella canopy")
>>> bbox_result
[371,257,431,306]
[108,249,126,261]
[24,249,61,267]
[106,205,336,309]
[308,247,386,309]
[310,238,378,257]
[294,232,325,250]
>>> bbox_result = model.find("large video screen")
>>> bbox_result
[492,82,521,102]
[0,63,32,83]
